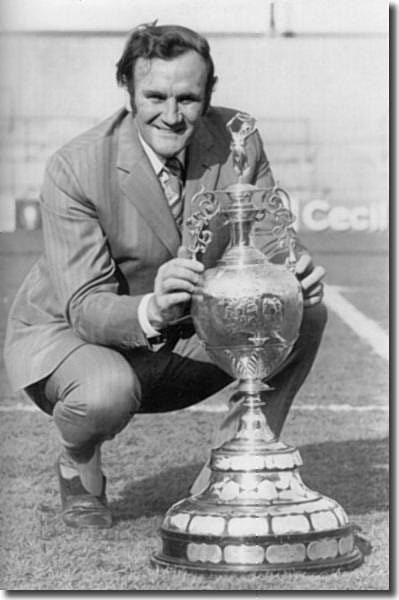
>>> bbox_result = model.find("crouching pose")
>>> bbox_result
[4,23,327,528]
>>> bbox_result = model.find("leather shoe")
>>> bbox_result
[56,455,113,528]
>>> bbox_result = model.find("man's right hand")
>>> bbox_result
[147,247,204,330]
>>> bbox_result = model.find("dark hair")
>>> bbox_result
[116,22,217,114]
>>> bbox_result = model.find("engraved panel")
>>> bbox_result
[265,543,306,564]
[272,514,311,535]
[169,513,190,531]
[215,480,241,501]
[227,516,269,537]
[310,511,339,532]
[224,544,265,564]
[256,479,279,500]
[187,542,223,564]
[307,538,339,561]
[338,534,354,556]
[188,515,225,536]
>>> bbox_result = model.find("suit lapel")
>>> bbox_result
[182,117,229,254]
[184,119,223,222]
[116,115,180,256]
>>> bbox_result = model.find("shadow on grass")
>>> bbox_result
[112,436,388,523]
[300,437,388,515]
[111,461,200,522]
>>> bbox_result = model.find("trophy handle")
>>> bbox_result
[261,186,298,272]
[185,187,221,259]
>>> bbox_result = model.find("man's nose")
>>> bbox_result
[162,99,183,126]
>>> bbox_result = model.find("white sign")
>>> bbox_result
[294,199,388,233]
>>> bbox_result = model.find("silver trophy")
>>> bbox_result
[153,113,363,573]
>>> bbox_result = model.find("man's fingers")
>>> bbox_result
[151,253,205,327]
[303,294,323,308]
[159,278,197,294]
[295,253,313,277]
[163,256,204,273]
[303,283,324,306]
[295,254,326,301]
[157,292,192,310]
[157,265,202,287]
[305,282,324,297]
[300,265,326,291]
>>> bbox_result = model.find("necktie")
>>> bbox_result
[159,157,185,228]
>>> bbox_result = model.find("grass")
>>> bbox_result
[0,406,389,590]
[0,230,389,590]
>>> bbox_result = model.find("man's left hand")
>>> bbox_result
[295,253,326,308]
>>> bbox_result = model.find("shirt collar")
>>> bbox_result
[138,132,186,176]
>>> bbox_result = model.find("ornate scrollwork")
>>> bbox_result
[261,186,298,271]
[185,186,221,258]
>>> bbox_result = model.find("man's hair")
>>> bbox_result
[116,23,217,114]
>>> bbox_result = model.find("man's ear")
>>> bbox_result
[124,90,132,112]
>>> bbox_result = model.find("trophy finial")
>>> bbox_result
[227,112,257,180]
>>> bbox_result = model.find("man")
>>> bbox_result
[4,23,326,529]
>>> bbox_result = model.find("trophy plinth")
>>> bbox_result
[152,113,363,573]
[153,387,362,573]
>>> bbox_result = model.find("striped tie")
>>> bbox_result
[159,157,185,228]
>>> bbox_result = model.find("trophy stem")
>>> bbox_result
[233,380,277,447]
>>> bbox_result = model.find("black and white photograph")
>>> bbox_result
[0,0,389,591]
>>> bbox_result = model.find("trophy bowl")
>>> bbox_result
[192,252,303,384]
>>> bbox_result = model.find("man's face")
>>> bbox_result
[132,51,208,158]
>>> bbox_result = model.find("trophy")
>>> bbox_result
[152,114,363,573]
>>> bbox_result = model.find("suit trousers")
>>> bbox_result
[26,303,327,464]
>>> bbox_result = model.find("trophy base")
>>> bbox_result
[152,542,363,574]
[152,499,364,574]
[153,392,364,574]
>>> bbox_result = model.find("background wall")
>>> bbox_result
[0,0,389,232]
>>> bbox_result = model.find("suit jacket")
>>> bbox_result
[4,106,276,391]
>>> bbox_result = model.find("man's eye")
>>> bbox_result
[179,97,199,105]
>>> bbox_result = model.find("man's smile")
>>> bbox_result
[153,124,187,134]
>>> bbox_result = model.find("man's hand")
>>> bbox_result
[295,253,326,308]
[147,246,204,329]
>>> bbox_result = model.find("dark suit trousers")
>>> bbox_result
[26,303,327,463]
